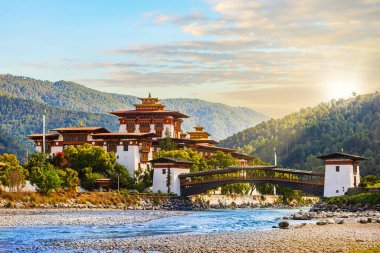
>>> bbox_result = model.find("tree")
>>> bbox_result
[51,152,69,169]
[80,167,104,191]
[57,168,79,191]
[134,165,153,192]
[206,151,240,169]
[29,164,63,194]
[0,153,28,192]
[64,144,116,189]
[159,129,177,151]
[111,163,134,190]
[154,149,210,172]
[277,187,302,204]
[24,152,47,172]
[4,169,25,192]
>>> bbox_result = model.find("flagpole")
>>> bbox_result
[274,147,277,166]
[43,110,46,154]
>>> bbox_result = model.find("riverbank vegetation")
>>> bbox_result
[0,143,314,205]
[326,192,380,207]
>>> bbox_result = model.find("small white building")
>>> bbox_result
[151,157,194,195]
[317,152,366,197]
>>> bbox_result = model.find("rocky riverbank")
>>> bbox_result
[45,223,380,252]
[283,199,380,227]
[0,208,189,226]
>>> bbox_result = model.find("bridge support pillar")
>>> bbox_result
[149,157,194,196]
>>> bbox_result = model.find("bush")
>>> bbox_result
[29,164,63,194]
[327,192,380,206]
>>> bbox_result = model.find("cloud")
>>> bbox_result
[21,0,380,117]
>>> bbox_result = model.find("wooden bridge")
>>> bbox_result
[179,166,325,196]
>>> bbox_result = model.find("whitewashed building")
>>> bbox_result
[28,94,254,177]
[317,152,366,197]
[151,157,194,195]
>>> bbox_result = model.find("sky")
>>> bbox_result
[0,0,379,117]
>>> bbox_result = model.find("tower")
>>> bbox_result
[110,93,189,138]
[317,152,366,197]
[150,157,194,195]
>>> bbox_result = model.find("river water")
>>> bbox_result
[0,208,309,252]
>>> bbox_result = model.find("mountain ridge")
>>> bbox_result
[0,74,269,140]
[220,92,380,175]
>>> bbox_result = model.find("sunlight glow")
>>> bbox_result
[322,76,362,100]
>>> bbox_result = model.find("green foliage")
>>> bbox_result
[80,167,104,191]
[277,187,303,204]
[221,93,380,175]
[326,192,380,206]
[57,168,79,190]
[134,166,153,192]
[0,153,28,191]
[29,164,63,194]
[0,133,28,163]
[154,149,210,172]
[206,151,240,169]
[64,144,116,179]
[24,152,46,171]
[361,175,380,188]
[0,94,119,154]
[221,183,252,195]
[255,183,275,195]
[0,74,268,147]
[159,129,178,151]
[111,163,134,189]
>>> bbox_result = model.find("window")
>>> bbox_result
[162,169,166,174]
[336,190,339,193]
[139,122,151,133]
[126,122,135,133]
[107,142,117,153]
[123,142,129,151]
[141,153,149,163]
[336,166,340,172]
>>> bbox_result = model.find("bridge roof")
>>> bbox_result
[179,166,324,178]
[316,152,366,161]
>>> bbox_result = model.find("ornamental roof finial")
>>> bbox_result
[148,92,151,98]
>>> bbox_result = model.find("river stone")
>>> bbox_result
[278,221,289,229]
[316,221,327,225]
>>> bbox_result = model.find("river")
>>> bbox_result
[0,208,310,252]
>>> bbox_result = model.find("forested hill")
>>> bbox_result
[0,95,119,161]
[0,74,268,140]
[220,93,380,175]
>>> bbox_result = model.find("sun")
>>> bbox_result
[325,80,360,99]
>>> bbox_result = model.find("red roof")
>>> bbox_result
[109,110,189,118]
[28,133,60,140]
[52,127,110,133]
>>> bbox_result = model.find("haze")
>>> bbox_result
[0,0,379,117]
